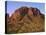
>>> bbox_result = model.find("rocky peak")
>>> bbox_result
[7,7,44,33]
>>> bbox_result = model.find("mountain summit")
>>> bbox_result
[6,7,45,33]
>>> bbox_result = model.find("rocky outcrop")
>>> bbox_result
[6,7,45,34]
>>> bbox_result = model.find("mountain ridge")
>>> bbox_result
[6,7,45,33]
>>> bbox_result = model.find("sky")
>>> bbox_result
[6,1,45,16]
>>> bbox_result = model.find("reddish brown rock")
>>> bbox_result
[7,7,44,33]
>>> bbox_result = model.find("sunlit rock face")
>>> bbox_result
[7,7,45,33]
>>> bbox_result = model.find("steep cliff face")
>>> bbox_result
[7,7,45,33]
